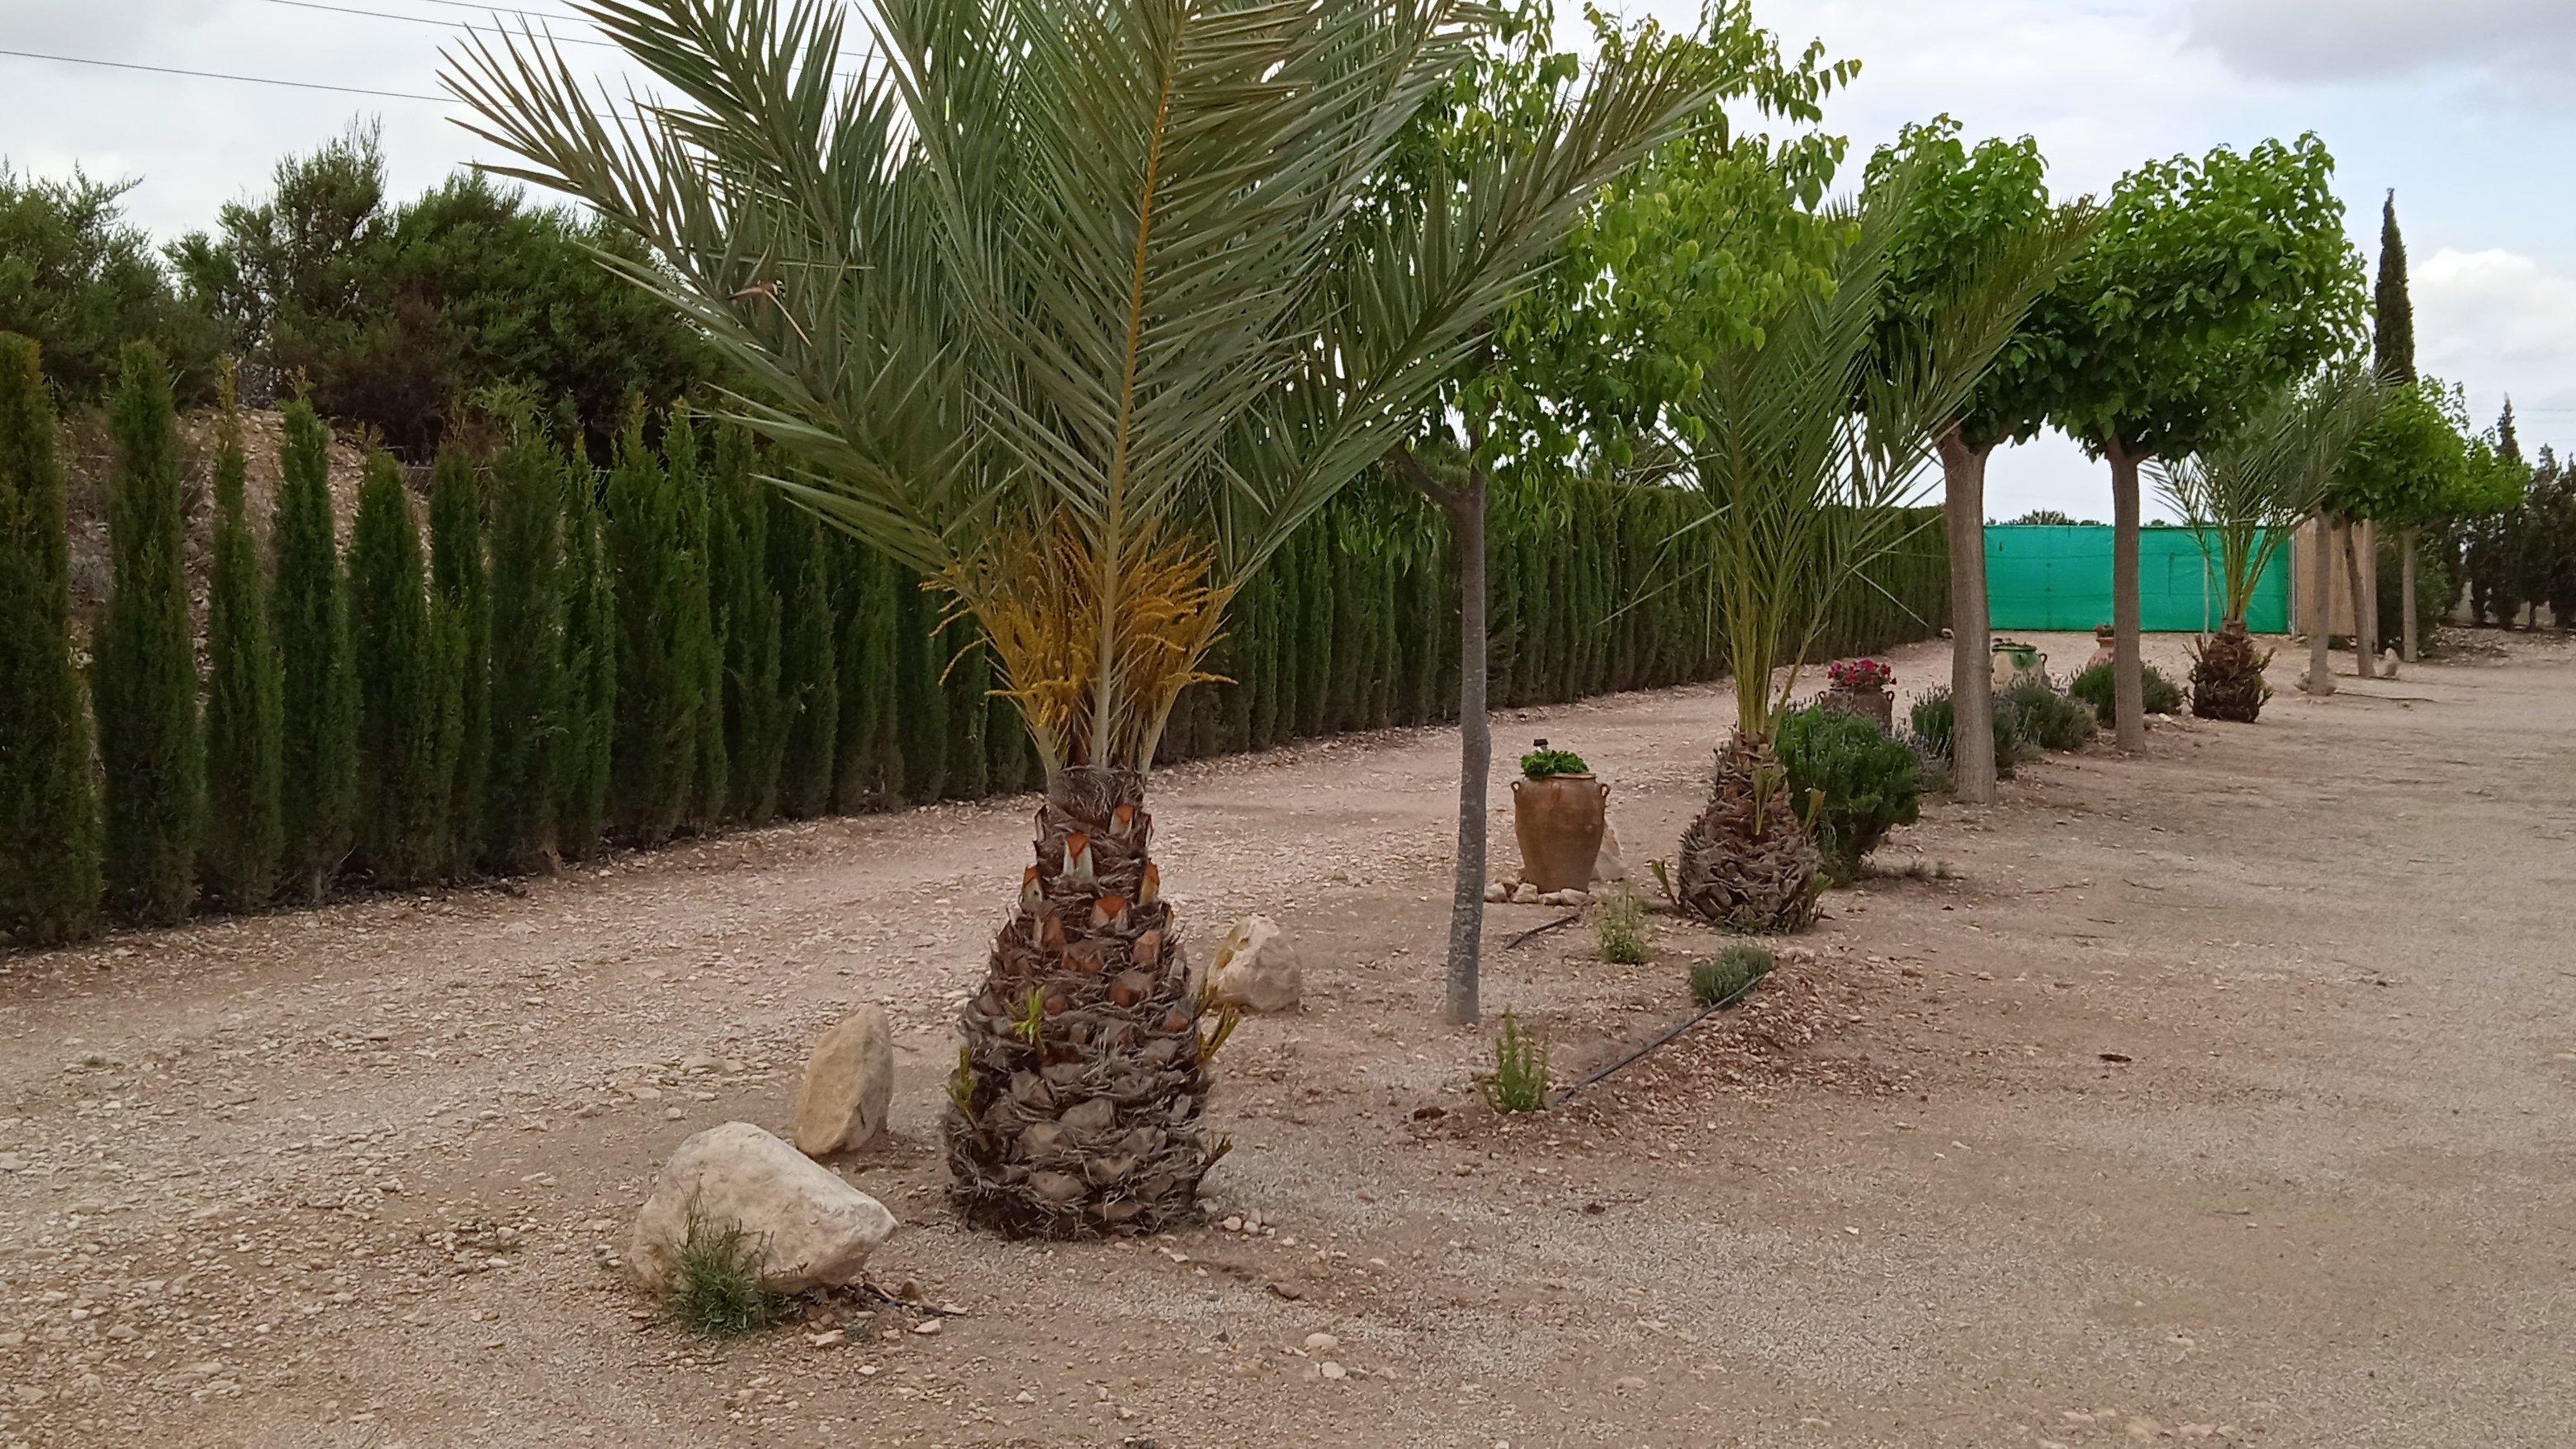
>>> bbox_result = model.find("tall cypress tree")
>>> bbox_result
[349,452,457,887]
[556,450,617,861]
[665,407,727,831]
[0,333,102,945]
[2372,192,2414,386]
[774,498,839,817]
[893,569,949,801]
[945,623,991,799]
[272,401,358,903]
[606,406,693,845]
[484,429,563,873]
[200,382,285,911]
[429,450,491,880]
[710,424,785,824]
[832,537,899,810]
[93,343,202,925]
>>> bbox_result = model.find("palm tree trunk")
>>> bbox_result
[1937,425,1996,803]
[2399,525,2419,663]
[2105,437,2146,752]
[2306,515,2335,695]
[2342,521,2376,678]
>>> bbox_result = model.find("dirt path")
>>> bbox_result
[5,630,2573,1449]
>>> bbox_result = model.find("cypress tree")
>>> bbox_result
[945,623,992,799]
[2372,192,2414,386]
[484,430,563,873]
[0,333,102,945]
[200,383,285,911]
[774,499,839,817]
[606,407,693,845]
[893,569,949,801]
[429,450,490,880]
[832,537,896,809]
[349,452,456,887]
[710,425,785,825]
[272,401,358,903]
[93,343,201,925]
[556,452,617,860]
[665,408,727,831]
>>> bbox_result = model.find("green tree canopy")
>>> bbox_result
[0,168,219,402]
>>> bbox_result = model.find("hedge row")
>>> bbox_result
[0,336,1949,945]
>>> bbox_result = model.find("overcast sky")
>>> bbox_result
[6,0,2574,519]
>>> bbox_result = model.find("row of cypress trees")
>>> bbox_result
[0,328,1949,946]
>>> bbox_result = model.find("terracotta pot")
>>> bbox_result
[1511,773,1608,895]
[1820,687,1894,732]
[1991,642,2045,693]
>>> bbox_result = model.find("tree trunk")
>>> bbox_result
[1442,476,1489,1025]
[1937,426,1996,804]
[2342,522,2375,678]
[2305,515,2335,695]
[2105,438,2146,752]
[2399,525,2419,663]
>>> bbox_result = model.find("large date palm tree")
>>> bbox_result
[448,0,1713,1236]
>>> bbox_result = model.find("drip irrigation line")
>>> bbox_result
[1503,912,1580,949]
[1547,967,1770,1108]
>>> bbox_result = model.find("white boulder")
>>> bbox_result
[629,1122,897,1294]
[1208,914,1302,1013]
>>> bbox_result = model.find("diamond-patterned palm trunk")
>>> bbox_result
[2190,623,2271,722]
[1675,736,1823,933]
[945,765,1216,1238]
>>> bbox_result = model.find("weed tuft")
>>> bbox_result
[1689,945,1775,1010]
[1476,1011,1550,1113]
[1594,888,1649,964]
[667,1207,788,1338]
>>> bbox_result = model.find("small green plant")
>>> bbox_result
[2005,675,2097,752]
[1476,1011,1550,1113]
[1908,686,2033,779]
[1594,888,1649,964]
[2069,661,2183,722]
[1776,703,1922,883]
[667,1208,788,1338]
[1518,740,1589,779]
[1689,944,1775,1009]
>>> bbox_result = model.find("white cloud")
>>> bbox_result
[2184,0,2576,95]
[2415,248,2576,447]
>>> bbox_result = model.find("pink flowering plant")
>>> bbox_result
[1826,657,1894,694]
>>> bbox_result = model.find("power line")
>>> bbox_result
[305,0,871,65]
[257,0,627,50]
[0,47,451,102]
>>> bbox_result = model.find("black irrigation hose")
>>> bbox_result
[1548,968,1769,1107]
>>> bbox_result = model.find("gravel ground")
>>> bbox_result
[2,627,2571,1449]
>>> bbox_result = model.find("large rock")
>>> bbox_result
[629,1122,897,1294]
[793,1006,895,1156]
[1593,824,1627,884]
[1208,915,1301,1013]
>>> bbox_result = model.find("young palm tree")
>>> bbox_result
[2154,366,2384,721]
[449,0,1713,1237]
[1660,181,2068,930]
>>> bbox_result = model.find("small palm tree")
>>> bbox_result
[1657,178,2072,930]
[2155,365,2385,720]
[449,0,1713,1236]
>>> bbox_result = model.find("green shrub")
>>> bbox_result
[1777,703,1922,883]
[1689,944,1775,1008]
[1475,1011,1550,1114]
[1519,743,1589,779]
[666,1210,787,1338]
[92,343,203,925]
[2069,660,2183,722]
[1595,888,1648,964]
[0,332,103,945]
[1909,686,2030,780]
[2005,675,2097,752]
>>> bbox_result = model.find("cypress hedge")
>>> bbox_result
[556,447,618,863]
[773,498,838,818]
[665,408,727,832]
[605,407,697,845]
[0,333,102,945]
[349,452,457,887]
[92,343,202,925]
[429,450,491,881]
[201,390,286,910]
[710,425,785,826]
[484,429,564,874]
[272,400,359,903]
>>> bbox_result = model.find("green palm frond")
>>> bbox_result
[2155,364,2388,624]
[445,0,1713,776]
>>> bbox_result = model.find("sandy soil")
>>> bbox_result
[4,628,2573,1449]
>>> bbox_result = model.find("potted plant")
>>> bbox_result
[1511,741,1608,895]
[1990,636,2046,693]
[1820,657,1896,732]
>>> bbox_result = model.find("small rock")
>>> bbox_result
[912,1318,944,1337]
[627,1122,897,1294]
[1207,915,1301,1014]
[1614,1376,1648,1392]
[806,1329,845,1348]
[1483,882,1509,903]
[1319,1361,1347,1380]
[792,1006,896,1157]
[1509,883,1540,905]
[1304,1332,1339,1353]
